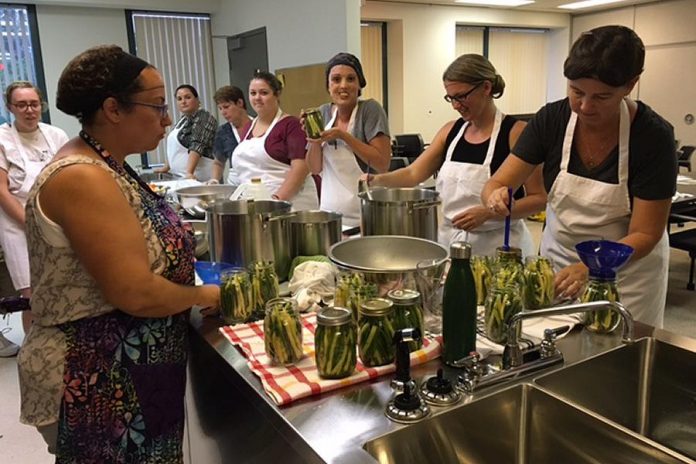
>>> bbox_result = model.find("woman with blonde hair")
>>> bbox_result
[364,54,545,254]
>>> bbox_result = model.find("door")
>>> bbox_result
[228,27,268,117]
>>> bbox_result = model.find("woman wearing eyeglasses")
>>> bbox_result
[364,54,545,254]
[0,81,68,347]
[157,84,217,180]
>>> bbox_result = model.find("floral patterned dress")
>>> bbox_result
[19,132,195,464]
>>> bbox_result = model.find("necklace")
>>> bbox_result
[578,132,617,169]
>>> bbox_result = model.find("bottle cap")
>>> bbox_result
[251,177,262,184]
[360,298,394,317]
[450,241,471,259]
[387,288,421,305]
[317,307,352,326]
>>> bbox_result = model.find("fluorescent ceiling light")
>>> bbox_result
[558,0,626,10]
[455,0,534,6]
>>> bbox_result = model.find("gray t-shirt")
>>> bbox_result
[318,98,390,171]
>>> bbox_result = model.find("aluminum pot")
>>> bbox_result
[176,185,237,217]
[207,200,293,280]
[358,187,440,242]
[328,235,449,297]
[290,210,342,258]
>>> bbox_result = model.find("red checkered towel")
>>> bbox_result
[219,313,442,405]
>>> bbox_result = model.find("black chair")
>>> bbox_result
[388,156,410,171]
[669,227,696,290]
[677,145,696,172]
[392,134,426,162]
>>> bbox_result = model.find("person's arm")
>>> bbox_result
[185,111,218,179]
[185,151,202,179]
[481,154,537,214]
[210,160,224,184]
[40,163,219,316]
[0,169,25,225]
[322,129,391,172]
[368,121,455,188]
[305,140,323,175]
[621,198,671,259]
[275,158,311,201]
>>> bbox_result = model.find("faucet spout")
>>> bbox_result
[503,300,634,368]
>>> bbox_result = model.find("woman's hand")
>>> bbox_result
[299,110,321,144]
[485,185,513,216]
[154,165,170,174]
[451,205,497,231]
[319,127,344,143]
[554,262,589,300]
[198,284,221,317]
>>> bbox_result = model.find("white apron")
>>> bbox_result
[436,110,534,256]
[320,104,363,227]
[226,123,243,187]
[540,99,668,328]
[232,109,318,211]
[0,123,60,290]
[166,117,213,180]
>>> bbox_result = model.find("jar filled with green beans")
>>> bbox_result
[471,255,493,306]
[264,297,304,365]
[523,256,555,310]
[358,298,396,367]
[220,268,253,324]
[387,289,424,352]
[484,284,522,344]
[347,281,378,323]
[250,261,280,320]
[492,247,524,290]
[581,278,621,334]
[315,307,357,379]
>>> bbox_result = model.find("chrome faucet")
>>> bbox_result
[457,300,634,394]
[503,300,634,369]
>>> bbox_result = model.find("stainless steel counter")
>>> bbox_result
[185,310,694,463]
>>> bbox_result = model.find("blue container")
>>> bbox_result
[575,240,634,280]
[195,261,236,285]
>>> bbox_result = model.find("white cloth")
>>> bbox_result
[0,122,67,289]
[288,261,337,312]
[232,109,318,211]
[319,104,363,227]
[436,110,534,256]
[540,99,669,328]
[166,118,213,180]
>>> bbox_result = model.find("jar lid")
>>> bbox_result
[360,297,394,316]
[450,241,471,259]
[317,307,352,326]
[387,288,421,305]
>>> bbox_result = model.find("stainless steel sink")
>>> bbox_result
[363,383,686,463]
[536,337,696,461]
[138,171,182,182]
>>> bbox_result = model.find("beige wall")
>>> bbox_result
[361,1,570,141]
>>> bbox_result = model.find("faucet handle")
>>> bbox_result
[540,326,568,358]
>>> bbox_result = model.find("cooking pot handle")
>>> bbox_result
[410,199,441,211]
[267,212,298,222]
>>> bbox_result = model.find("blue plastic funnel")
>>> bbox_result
[575,240,634,280]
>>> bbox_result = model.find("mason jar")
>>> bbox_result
[315,307,356,379]
[264,297,304,365]
[387,288,424,352]
[471,255,493,306]
[522,256,555,310]
[492,247,525,290]
[219,268,253,324]
[581,278,621,334]
[484,284,523,344]
[347,281,378,323]
[358,298,396,367]
[250,261,280,320]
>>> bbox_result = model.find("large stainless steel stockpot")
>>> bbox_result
[290,210,342,258]
[207,200,293,280]
[358,187,440,242]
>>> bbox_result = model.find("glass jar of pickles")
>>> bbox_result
[347,281,378,323]
[492,247,524,290]
[264,297,304,365]
[358,298,396,367]
[220,268,253,324]
[387,289,424,352]
[250,261,280,320]
[581,278,621,334]
[471,255,493,306]
[315,307,356,379]
[523,256,555,310]
[484,284,523,344]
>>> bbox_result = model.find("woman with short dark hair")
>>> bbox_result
[210,85,250,185]
[483,25,676,327]
[17,44,219,461]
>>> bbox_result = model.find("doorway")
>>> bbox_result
[227,27,269,117]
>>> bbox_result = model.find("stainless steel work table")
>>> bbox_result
[184,308,696,463]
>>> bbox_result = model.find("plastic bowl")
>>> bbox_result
[195,261,236,285]
[575,240,634,279]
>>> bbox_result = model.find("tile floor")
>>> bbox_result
[1,221,695,463]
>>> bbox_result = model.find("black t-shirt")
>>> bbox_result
[513,98,676,201]
[441,115,524,200]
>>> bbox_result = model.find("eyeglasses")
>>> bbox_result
[124,101,169,118]
[444,83,482,105]
[11,101,42,111]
